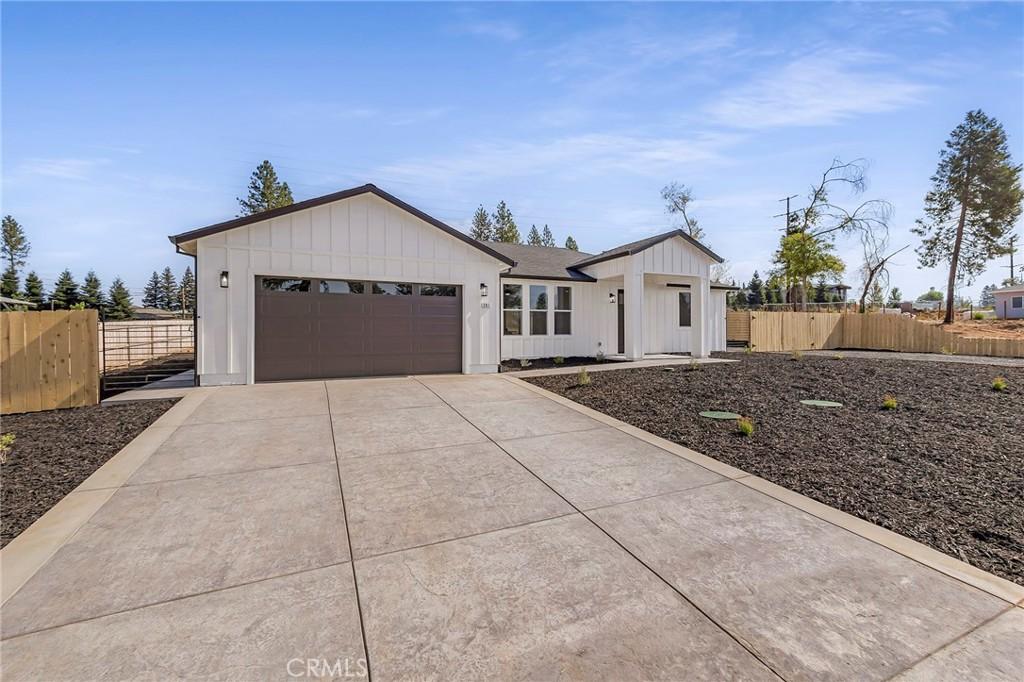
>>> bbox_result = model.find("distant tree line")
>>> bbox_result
[469,201,579,250]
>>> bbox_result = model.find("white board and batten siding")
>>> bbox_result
[499,279,618,360]
[195,193,506,384]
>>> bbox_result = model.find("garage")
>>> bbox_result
[255,276,462,381]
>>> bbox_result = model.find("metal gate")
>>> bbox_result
[100,313,196,396]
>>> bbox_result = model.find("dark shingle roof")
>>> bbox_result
[482,242,597,281]
[570,228,724,268]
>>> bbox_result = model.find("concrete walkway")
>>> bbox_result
[1,375,1021,680]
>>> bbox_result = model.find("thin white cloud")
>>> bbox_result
[378,131,742,185]
[452,19,521,42]
[18,157,109,180]
[708,49,932,129]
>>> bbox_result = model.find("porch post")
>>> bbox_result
[624,254,645,359]
[692,276,710,358]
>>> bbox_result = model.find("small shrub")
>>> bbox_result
[0,432,14,464]
[972,312,985,320]
[881,394,898,410]
[736,417,755,437]
[743,345,754,354]
[992,376,1008,392]
[595,350,605,363]
[553,356,565,365]
[577,367,591,387]
[940,346,955,355]
[687,358,701,372]
[832,353,844,360]
[519,358,532,369]
[790,350,803,361]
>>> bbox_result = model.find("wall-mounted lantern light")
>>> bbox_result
[480,283,489,298]
[608,291,617,304]
[219,271,230,288]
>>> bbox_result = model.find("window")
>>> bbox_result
[321,280,364,294]
[262,278,310,292]
[530,285,548,335]
[555,286,572,335]
[503,284,522,335]
[678,292,692,327]
[1012,296,1023,309]
[372,282,412,295]
[420,284,457,297]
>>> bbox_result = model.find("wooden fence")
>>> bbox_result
[1,310,100,414]
[726,310,1024,358]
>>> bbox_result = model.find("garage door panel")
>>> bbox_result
[255,279,462,381]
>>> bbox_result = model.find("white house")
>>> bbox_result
[993,284,1024,319]
[169,184,730,385]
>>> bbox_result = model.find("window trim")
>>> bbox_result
[554,286,572,336]
[529,284,549,336]
[503,283,523,336]
[678,291,692,328]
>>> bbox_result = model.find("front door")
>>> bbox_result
[617,288,625,354]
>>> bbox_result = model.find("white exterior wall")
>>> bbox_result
[643,279,693,354]
[994,291,1024,319]
[709,290,728,352]
[193,193,506,385]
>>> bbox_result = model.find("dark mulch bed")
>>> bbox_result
[526,353,1024,584]
[1,399,178,547]
[499,356,599,372]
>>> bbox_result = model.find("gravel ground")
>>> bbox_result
[1,399,178,547]
[527,352,1024,585]
[500,356,599,372]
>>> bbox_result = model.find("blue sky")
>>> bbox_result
[3,1,1022,303]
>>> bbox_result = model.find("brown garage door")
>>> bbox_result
[255,277,462,381]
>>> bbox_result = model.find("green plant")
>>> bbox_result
[833,353,844,360]
[519,358,532,369]
[790,350,803,361]
[577,367,591,387]
[940,346,956,355]
[743,345,754,354]
[736,417,755,437]
[687,358,701,371]
[972,311,985,320]
[553,356,565,365]
[881,394,898,410]
[992,376,1008,392]
[0,433,14,464]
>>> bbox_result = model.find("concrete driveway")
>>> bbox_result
[1,375,1021,680]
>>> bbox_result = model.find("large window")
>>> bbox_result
[503,284,522,335]
[679,292,692,327]
[1012,296,1023,309]
[555,286,572,335]
[530,285,548,335]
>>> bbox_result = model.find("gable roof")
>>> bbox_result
[482,242,597,282]
[570,228,724,268]
[168,183,515,266]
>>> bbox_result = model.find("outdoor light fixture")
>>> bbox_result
[608,292,616,304]
[219,271,229,288]
[480,283,488,298]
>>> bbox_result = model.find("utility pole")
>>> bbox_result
[1001,234,1019,285]
[772,195,800,234]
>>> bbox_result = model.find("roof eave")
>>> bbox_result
[572,229,724,269]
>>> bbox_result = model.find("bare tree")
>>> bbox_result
[661,182,705,241]
[857,243,909,312]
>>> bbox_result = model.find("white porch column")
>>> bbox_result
[624,254,645,359]
[692,276,710,358]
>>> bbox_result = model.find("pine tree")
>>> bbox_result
[868,280,885,309]
[733,289,749,309]
[492,201,521,244]
[541,225,556,247]
[81,271,105,309]
[142,271,162,308]
[979,284,996,308]
[565,235,579,251]
[1,215,30,298]
[23,271,44,306]
[237,160,294,216]
[913,110,1024,323]
[160,267,179,310]
[49,269,80,309]
[105,278,134,320]
[746,270,765,306]
[814,276,828,303]
[179,266,196,312]
[526,225,543,246]
[469,206,494,241]
[887,287,903,308]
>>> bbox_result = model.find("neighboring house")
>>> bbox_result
[993,285,1024,319]
[0,296,37,310]
[131,306,183,320]
[168,184,728,385]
